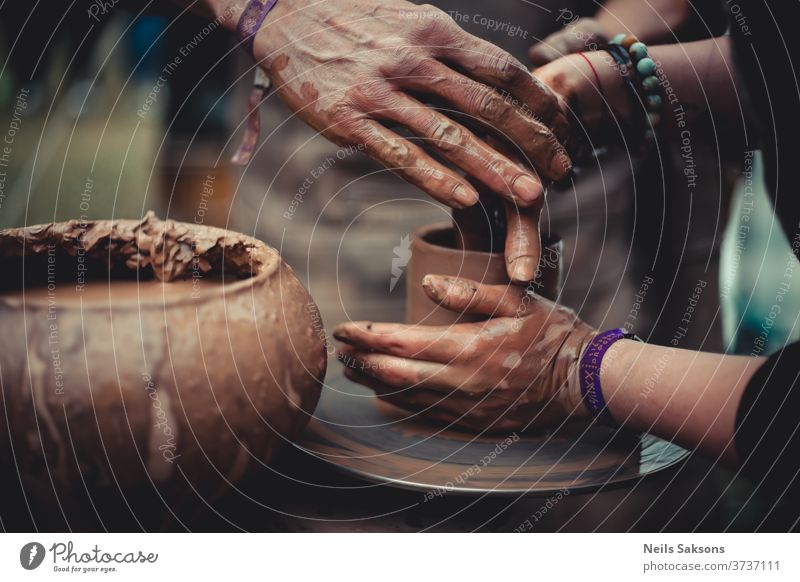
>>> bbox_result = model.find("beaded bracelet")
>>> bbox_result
[605,34,664,148]
[603,43,646,148]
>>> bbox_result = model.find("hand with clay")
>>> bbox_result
[202,0,572,280]
[334,275,597,432]
[250,0,571,199]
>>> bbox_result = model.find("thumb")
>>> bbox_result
[421,275,525,318]
[506,201,542,283]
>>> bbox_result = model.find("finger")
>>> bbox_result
[376,96,543,206]
[337,347,458,393]
[528,32,586,67]
[353,365,514,433]
[438,37,571,143]
[350,121,478,209]
[334,320,480,363]
[421,275,525,318]
[344,366,466,414]
[505,200,542,283]
[530,18,609,66]
[528,40,565,67]
[397,59,570,181]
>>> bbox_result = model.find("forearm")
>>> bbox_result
[568,37,746,143]
[648,37,744,137]
[595,0,690,43]
[600,339,762,466]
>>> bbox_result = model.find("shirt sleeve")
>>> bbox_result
[735,342,800,494]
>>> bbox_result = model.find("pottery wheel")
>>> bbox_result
[298,373,689,496]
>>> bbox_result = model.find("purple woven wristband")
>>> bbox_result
[236,0,279,57]
[231,0,278,165]
[579,328,629,424]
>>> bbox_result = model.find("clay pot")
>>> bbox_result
[0,214,326,528]
[406,222,563,325]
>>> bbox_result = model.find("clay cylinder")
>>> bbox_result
[0,214,326,528]
[406,222,562,325]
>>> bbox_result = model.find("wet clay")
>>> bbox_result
[4,278,223,303]
[406,222,562,325]
[0,214,327,527]
[0,211,261,282]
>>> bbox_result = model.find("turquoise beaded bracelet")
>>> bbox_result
[609,34,663,144]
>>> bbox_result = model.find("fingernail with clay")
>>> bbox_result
[512,174,543,204]
[453,184,478,208]
[510,256,536,282]
[421,275,449,301]
[332,324,350,341]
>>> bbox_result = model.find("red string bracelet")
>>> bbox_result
[232,0,280,166]
[577,51,603,97]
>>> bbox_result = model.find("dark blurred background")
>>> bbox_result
[2,0,798,532]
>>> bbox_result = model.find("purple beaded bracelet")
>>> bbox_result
[579,328,636,425]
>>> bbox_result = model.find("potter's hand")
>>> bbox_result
[529,17,609,66]
[246,0,572,208]
[334,275,597,431]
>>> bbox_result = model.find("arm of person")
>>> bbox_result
[594,0,691,44]
[334,275,774,473]
[529,0,692,66]
[595,339,761,466]
[191,0,577,281]
[535,36,748,150]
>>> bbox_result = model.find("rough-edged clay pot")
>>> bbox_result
[0,213,326,529]
[406,222,563,325]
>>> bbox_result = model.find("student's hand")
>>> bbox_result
[334,274,597,432]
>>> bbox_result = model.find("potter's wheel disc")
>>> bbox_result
[299,373,689,496]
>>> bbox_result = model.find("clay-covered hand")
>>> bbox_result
[529,17,609,66]
[334,275,598,432]
[251,0,572,209]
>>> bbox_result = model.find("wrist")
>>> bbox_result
[206,0,248,31]
[596,2,690,44]
[597,338,642,422]
[576,50,634,135]
[209,0,293,38]
[572,330,640,424]
[250,0,306,60]
[565,349,591,420]
[562,327,598,420]
[574,17,611,46]
[593,12,620,42]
